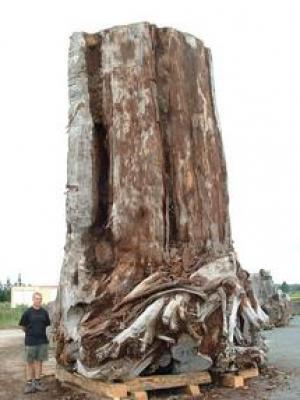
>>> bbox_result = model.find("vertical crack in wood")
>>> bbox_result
[84,33,110,231]
[154,29,178,252]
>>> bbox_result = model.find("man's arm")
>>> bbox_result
[18,310,28,332]
[45,310,51,326]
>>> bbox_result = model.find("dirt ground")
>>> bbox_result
[0,329,98,400]
[0,317,299,399]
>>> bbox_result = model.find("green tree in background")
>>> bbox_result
[0,279,12,302]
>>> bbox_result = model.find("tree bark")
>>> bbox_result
[55,22,267,380]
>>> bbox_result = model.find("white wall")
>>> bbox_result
[11,286,57,308]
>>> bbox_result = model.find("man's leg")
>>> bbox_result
[33,344,48,392]
[34,360,42,379]
[26,362,35,381]
[24,347,36,394]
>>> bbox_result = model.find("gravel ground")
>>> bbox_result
[265,315,300,399]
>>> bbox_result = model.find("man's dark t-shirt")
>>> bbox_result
[19,307,51,346]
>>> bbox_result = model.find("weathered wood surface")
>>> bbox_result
[56,365,211,399]
[251,269,291,327]
[125,370,211,390]
[55,22,268,381]
[56,366,128,398]
[239,367,259,379]
[221,367,259,388]
[221,374,244,388]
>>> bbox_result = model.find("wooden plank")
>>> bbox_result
[222,374,244,388]
[239,368,259,380]
[133,391,148,400]
[126,371,211,391]
[56,366,211,398]
[184,384,202,396]
[56,366,128,398]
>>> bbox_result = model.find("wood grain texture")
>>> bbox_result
[55,22,267,382]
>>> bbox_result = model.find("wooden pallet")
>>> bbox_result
[56,366,212,399]
[221,367,259,388]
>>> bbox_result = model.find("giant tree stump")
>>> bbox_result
[55,22,267,381]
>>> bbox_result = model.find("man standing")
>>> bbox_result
[19,292,51,394]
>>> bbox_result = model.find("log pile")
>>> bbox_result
[54,22,268,381]
[251,269,291,327]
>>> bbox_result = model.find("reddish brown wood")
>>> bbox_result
[55,22,267,381]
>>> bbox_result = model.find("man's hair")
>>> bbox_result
[32,291,43,300]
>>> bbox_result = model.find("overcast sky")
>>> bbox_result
[0,0,299,286]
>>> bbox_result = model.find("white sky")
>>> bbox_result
[0,0,299,286]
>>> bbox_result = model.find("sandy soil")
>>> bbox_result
[0,318,299,399]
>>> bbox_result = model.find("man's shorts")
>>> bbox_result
[24,343,49,362]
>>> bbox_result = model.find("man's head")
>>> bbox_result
[32,292,42,309]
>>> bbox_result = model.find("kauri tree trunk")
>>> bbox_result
[55,22,268,381]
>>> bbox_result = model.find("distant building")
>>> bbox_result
[11,285,57,308]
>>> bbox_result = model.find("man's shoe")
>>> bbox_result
[33,379,48,392]
[24,380,36,394]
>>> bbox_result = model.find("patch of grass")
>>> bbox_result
[290,291,300,301]
[289,290,300,303]
[0,302,27,328]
